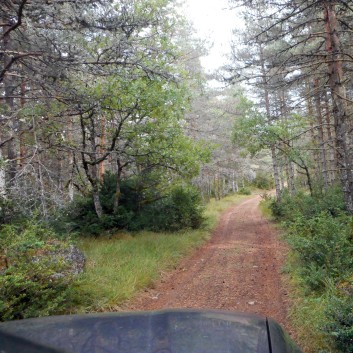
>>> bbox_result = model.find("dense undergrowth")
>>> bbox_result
[54,174,205,236]
[0,222,79,321]
[267,186,353,353]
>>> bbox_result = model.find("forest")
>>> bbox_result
[1,0,353,352]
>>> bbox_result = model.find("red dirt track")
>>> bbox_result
[126,195,290,329]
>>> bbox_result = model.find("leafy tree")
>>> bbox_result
[227,0,353,209]
[1,0,210,220]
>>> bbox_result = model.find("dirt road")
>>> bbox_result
[127,195,290,329]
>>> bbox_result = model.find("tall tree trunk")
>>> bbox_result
[0,148,6,197]
[19,66,26,168]
[80,113,104,219]
[259,44,281,199]
[91,162,103,219]
[113,161,123,213]
[289,161,296,195]
[324,89,337,183]
[279,89,296,196]
[32,117,48,219]
[67,118,75,202]
[99,115,106,180]
[232,171,238,193]
[324,2,353,212]
[271,146,281,198]
[306,83,320,178]
[314,79,329,189]
[93,189,103,219]
[279,160,285,191]
[3,24,17,187]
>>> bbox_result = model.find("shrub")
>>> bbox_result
[252,172,274,190]
[237,187,251,195]
[0,197,23,225]
[134,185,205,232]
[270,186,345,222]
[61,173,205,235]
[271,185,353,352]
[0,221,77,321]
[325,291,353,352]
[286,213,353,291]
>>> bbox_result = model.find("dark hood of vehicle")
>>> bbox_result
[0,309,270,353]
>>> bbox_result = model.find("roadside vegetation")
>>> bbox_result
[0,221,80,321]
[261,186,353,353]
[0,191,249,320]
[77,192,248,311]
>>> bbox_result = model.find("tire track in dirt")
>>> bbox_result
[125,195,290,329]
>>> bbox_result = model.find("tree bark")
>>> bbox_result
[306,83,320,178]
[324,2,353,212]
[271,146,281,199]
[113,161,123,213]
[3,23,17,187]
[314,79,329,189]
[93,190,103,219]
[0,148,6,197]
[259,44,281,199]
[99,115,106,181]
[323,89,337,183]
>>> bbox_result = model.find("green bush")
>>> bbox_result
[252,172,274,190]
[61,172,205,235]
[270,186,345,222]
[0,197,23,225]
[271,185,353,352]
[325,291,353,352]
[237,187,251,195]
[134,186,205,232]
[287,213,353,290]
[0,221,77,321]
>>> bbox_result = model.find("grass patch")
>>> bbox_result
[76,193,250,311]
[289,285,333,353]
[284,254,334,353]
[204,193,249,229]
[259,198,273,220]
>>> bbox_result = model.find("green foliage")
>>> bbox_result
[325,288,353,352]
[286,213,353,291]
[0,221,76,321]
[232,96,267,156]
[78,228,209,309]
[133,185,205,232]
[0,197,23,225]
[62,173,205,235]
[270,186,345,221]
[237,187,251,195]
[271,185,353,352]
[288,282,334,353]
[78,193,245,310]
[232,95,308,158]
[251,172,274,190]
